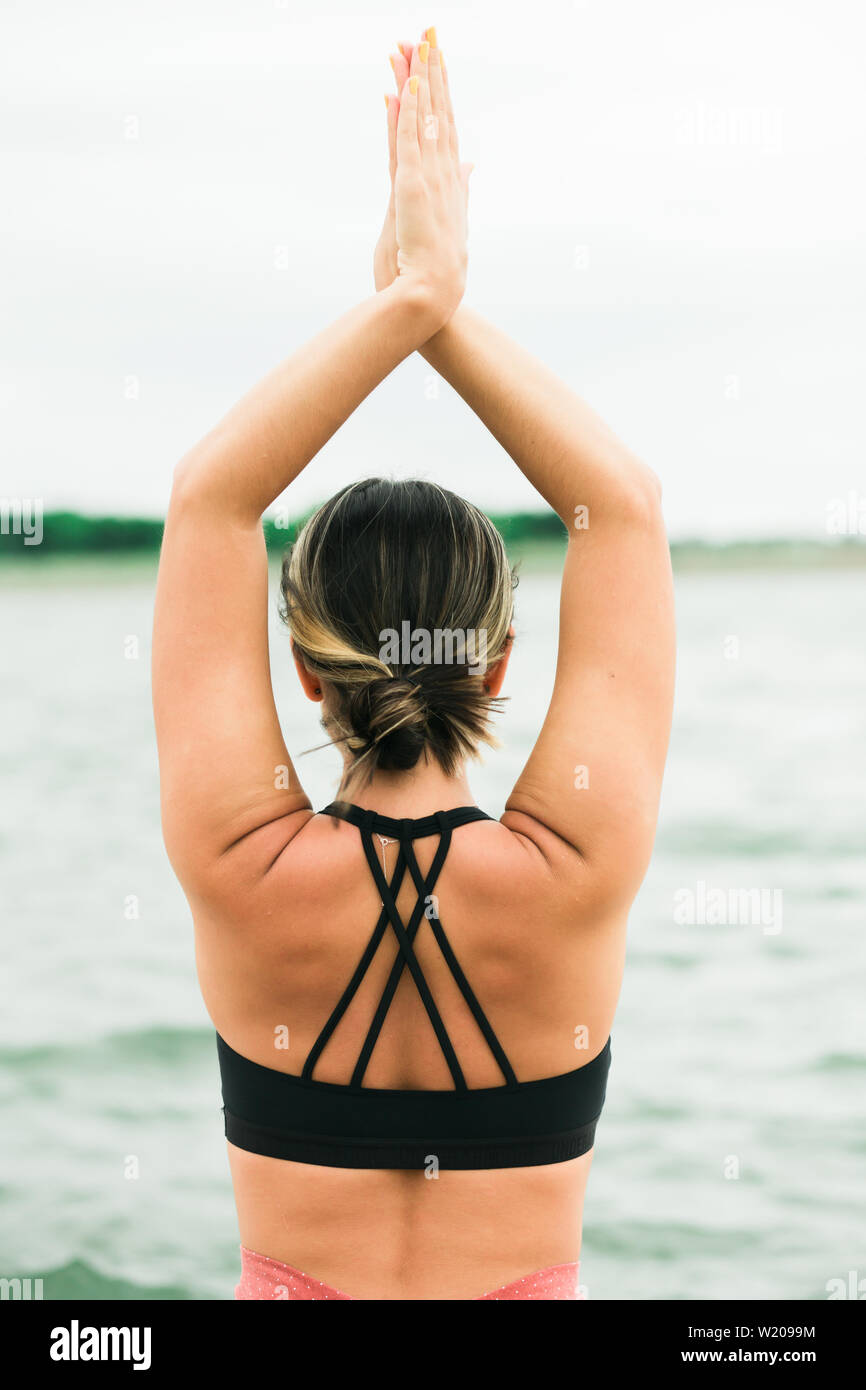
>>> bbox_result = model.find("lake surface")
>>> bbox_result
[1,555,863,1300]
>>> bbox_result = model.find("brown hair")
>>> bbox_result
[279,478,516,789]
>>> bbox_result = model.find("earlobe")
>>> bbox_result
[484,625,516,699]
[291,641,325,702]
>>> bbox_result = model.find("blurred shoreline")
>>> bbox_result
[2,510,865,571]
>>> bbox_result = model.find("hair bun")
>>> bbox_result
[346,674,428,771]
[280,477,516,789]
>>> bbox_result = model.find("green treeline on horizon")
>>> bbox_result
[0,508,567,556]
[1,509,865,567]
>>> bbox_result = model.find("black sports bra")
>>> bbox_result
[216,802,611,1170]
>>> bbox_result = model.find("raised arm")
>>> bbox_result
[421,310,674,907]
[380,35,675,909]
[153,68,470,893]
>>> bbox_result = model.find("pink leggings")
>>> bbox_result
[235,1244,584,1300]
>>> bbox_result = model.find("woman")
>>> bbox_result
[153,30,675,1301]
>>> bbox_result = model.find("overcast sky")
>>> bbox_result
[3,0,864,537]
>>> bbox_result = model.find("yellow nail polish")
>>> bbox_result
[419,41,429,63]
[409,75,419,95]
[389,54,397,74]
[384,94,390,109]
[425,27,437,48]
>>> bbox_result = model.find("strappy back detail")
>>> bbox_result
[302,804,518,1092]
[215,802,612,1170]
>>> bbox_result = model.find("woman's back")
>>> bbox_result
[152,32,674,1299]
[197,799,626,1298]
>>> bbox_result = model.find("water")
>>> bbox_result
[1,555,863,1300]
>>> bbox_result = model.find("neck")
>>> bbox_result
[336,755,476,818]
